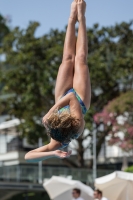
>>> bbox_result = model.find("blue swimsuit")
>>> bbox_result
[58,88,87,115]
[50,88,88,149]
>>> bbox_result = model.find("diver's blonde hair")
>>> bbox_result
[43,109,80,142]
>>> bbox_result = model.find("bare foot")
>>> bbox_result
[77,0,86,21]
[69,0,77,22]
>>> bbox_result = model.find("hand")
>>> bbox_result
[42,115,47,124]
[42,115,50,129]
[55,150,72,159]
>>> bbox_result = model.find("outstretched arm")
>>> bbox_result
[25,138,71,162]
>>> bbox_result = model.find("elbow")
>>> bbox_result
[24,151,38,163]
[24,153,29,161]
[25,151,32,161]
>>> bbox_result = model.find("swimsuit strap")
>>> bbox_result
[73,89,87,115]
[64,88,87,115]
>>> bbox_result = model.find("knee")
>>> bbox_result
[62,53,75,63]
[75,54,87,64]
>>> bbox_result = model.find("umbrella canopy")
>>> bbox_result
[43,176,93,200]
[0,119,21,130]
[95,171,133,200]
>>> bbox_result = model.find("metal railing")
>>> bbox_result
[0,165,114,185]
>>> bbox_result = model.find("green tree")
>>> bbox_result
[0,14,10,47]
[0,14,10,112]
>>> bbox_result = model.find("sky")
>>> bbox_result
[0,0,133,37]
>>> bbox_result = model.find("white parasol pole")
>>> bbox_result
[38,137,43,184]
[93,128,97,181]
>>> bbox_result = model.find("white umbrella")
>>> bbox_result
[0,119,21,130]
[95,171,133,200]
[43,176,94,200]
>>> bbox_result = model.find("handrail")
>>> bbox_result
[0,165,113,184]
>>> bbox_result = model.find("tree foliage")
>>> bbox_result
[125,165,133,173]
[105,90,133,114]
[0,14,10,107]
[0,14,10,47]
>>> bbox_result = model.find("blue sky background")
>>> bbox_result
[0,0,133,37]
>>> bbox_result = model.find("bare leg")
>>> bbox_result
[55,0,77,103]
[73,0,91,109]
